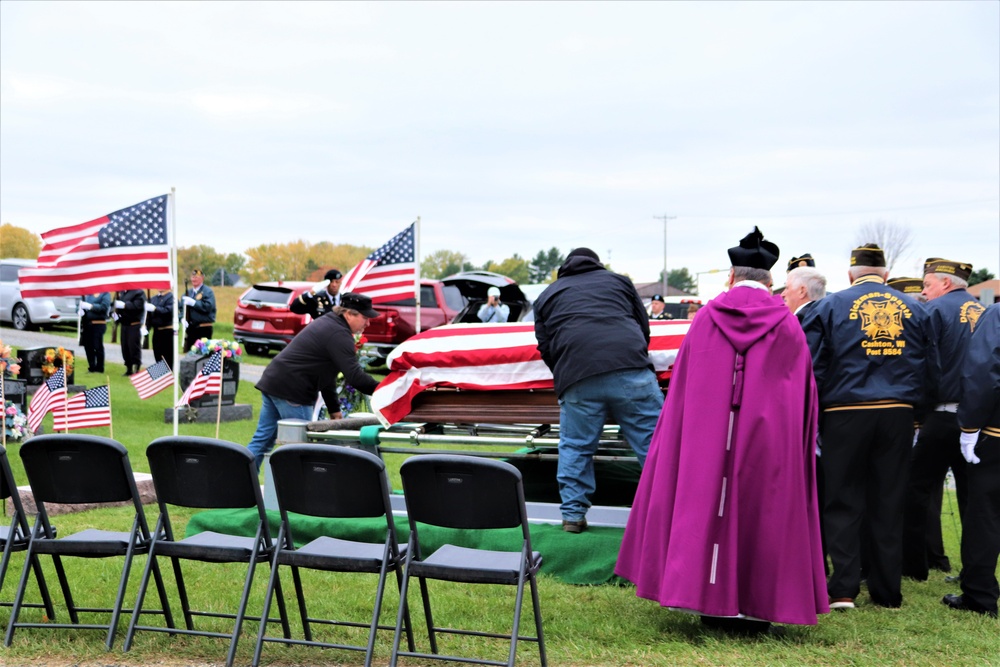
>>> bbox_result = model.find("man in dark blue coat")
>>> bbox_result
[943,303,1000,618]
[533,247,663,533]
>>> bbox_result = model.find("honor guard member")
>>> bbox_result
[802,243,928,610]
[942,303,1000,618]
[79,292,111,373]
[786,253,816,273]
[182,268,216,352]
[145,289,176,367]
[901,259,986,581]
[114,289,146,376]
[648,294,671,320]
[291,268,343,319]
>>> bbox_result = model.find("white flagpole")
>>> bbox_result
[107,379,113,440]
[414,216,421,336]
[170,187,180,436]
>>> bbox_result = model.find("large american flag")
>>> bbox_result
[176,351,223,407]
[370,320,690,425]
[340,222,417,303]
[18,195,172,298]
[26,368,67,433]
[130,359,175,399]
[53,385,112,431]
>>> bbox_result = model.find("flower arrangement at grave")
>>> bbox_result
[41,346,74,379]
[189,338,243,363]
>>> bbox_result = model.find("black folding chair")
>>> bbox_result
[4,434,173,649]
[390,455,547,667]
[252,444,414,667]
[0,445,55,621]
[123,436,290,667]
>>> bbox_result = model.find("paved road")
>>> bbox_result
[0,325,265,383]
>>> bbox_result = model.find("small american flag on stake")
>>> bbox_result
[130,359,175,399]
[176,351,223,407]
[53,385,112,431]
[27,368,67,433]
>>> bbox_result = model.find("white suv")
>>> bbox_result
[0,258,80,330]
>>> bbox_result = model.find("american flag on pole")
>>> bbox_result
[370,320,690,425]
[53,385,112,431]
[17,195,172,298]
[176,351,223,407]
[340,223,417,303]
[27,368,67,433]
[130,359,175,399]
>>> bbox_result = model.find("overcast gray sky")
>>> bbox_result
[2,1,997,294]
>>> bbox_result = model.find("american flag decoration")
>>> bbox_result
[53,385,112,431]
[17,195,172,298]
[26,368,67,433]
[130,359,175,399]
[370,320,690,425]
[176,351,223,407]
[340,222,417,303]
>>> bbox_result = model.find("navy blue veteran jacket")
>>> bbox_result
[924,288,986,406]
[802,274,928,411]
[184,284,216,325]
[533,254,653,397]
[958,303,1000,439]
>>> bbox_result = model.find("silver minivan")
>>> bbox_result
[0,258,80,330]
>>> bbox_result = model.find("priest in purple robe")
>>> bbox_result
[616,226,829,628]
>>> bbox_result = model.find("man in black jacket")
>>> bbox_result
[115,289,146,376]
[533,248,663,533]
[290,268,343,319]
[247,292,380,471]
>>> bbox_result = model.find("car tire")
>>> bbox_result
[12,303,33,330]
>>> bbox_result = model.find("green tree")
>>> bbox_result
[224,252,246,276]
[664,267,696,294]
[968,267,995,286]
[482,254,531,284]
[0,223,42,258]
[422,250,469,279]
[529,247,564,283]
[177,245,226,283]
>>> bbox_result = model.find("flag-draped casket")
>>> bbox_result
[370,320,690,426]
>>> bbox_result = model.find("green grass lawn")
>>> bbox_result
[2,363,997,665]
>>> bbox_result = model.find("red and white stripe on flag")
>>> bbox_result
[176,352,223,407]
[53,386,112,431]
[17,195,172,298]
[27,368,67,433]
[370,320,690,425]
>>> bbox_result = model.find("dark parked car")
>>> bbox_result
[233,281,313,355]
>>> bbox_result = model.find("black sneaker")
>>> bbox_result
[562,519,588,533]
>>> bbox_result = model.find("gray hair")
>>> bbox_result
[934,272,968,290]
[332,305,361,317]
[787,266,827,301]
[848,265,888,281]
[732,266,773,286]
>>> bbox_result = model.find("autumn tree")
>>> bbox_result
[177,245,228,285]
[482,254,531,284]
[0,223,42,259]
[422,250,471,279]
[243,240,313,283]
[855,220,913,273]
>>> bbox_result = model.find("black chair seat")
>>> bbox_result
[31,528,134,556]
[412,545,542,585]
[153,531,258,562]
[278,535,393,572]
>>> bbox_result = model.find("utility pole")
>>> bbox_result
[653,214,676,296]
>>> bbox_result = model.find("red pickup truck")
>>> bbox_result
[364,272,530,362]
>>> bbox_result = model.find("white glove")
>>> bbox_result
[144,302,156,312]
[80,301,93,311]
[312,279,330,294]
[182,296,196,307]
[140,326,148,337]
[960,431,981,465]
[114,300,125,309]
[77,306,86,317]
[912,428,920,448]
[111,311,120,322]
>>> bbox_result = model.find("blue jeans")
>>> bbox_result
[557,368,663,521]
[247,393,313,471]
